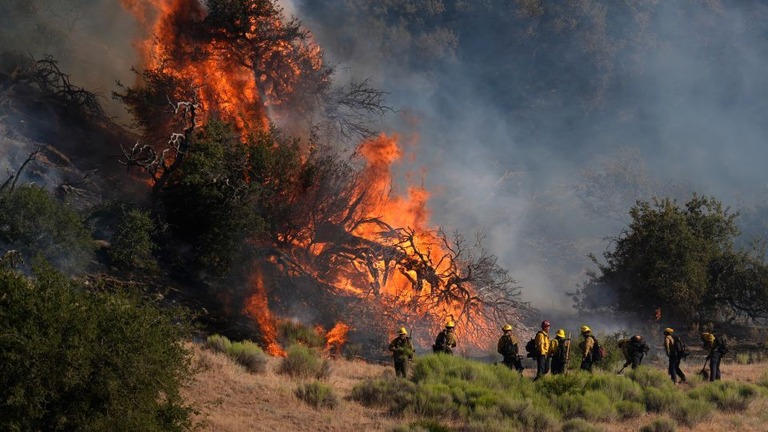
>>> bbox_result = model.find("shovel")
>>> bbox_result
[697,357,709,380]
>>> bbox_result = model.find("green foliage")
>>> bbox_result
[687,381,760,411]
[639,416,677,432]
[613,400,644,419]
[392,420,451,432]
[0,186,94,273]
[206,333,232,353]
[107,208,157,269]
[627,366,674,390]
[561,418,607,432]
[227,340,268,374]
[669,398,713,427]
[584,372,643,402]
[576,194,754,323]
[643,387,687,414]
[278,320,325,349]
[278,344,331,379]
[0,264,192,431]
[294,381,339,409]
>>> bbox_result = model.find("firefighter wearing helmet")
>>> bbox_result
[533,320,551,380]
[432,321,457,354]
[549,328,570,375]
[579,325,596,372]
[388,327,415,377]
[497,324,523,373]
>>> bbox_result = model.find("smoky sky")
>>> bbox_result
[293,0,768,310]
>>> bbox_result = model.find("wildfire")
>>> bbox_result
[323,322,350,355]
[242,269,285,357]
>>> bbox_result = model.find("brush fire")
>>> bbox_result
[118,0,528,357]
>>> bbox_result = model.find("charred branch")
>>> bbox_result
[1,146,46,192]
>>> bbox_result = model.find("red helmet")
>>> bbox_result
[541,320,551,329]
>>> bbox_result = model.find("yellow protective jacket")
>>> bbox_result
[580,334,594,360]
[664,334,675,357]
[701,332,717,356]
[535,330,550,356]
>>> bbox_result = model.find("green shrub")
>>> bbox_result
[561,418,606,432]
[107,208,156,269]
[228,340,268,373]
[393,419,451,432]
[644,387,686,414]
[0,186,94,272]
[687,381,760,411]
[757,369,768,389]
[206,333,232,353]
[584,372,643,402]
[0,264,192,431]
[639,416,677,432]
[670,398,713,427]
[295,381,339,409]
[535,372,590,398]
[614,400,644,419]
[278,344,331,379]
[735,353,750,365]
[555,391,615,421]
[278,320,325,349]
[629,366,674,390]
[351,376,418,411]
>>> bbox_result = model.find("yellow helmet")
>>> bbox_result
[580,325,591,334]
[556,329,566,338]
[398,327,407,335]
[446,321,455,328]
[664,327,674,334]
[502,324,512,331]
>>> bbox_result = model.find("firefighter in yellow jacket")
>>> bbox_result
[579,325,595,372]
[533,320,551,380]
[549,329,569,375]
[388,327,414,377]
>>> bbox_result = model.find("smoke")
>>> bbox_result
[292,1,768,314]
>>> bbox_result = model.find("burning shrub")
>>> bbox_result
[278,344,331,379]
[278,320,325,349]
[294,381,339,409]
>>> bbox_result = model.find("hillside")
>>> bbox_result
[183,342,768,432]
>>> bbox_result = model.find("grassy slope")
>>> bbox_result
[182,343,768,432]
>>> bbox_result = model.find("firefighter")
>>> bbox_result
[549,328,569,375]
[664,328,686,384]
[388,327,414,378]
[579,325,595,372]
[433,321,457,354]
[533,320,551,380]
[497,324,523,373]
[628,335,649,369]
[701,332,727,381]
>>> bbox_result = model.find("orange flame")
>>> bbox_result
[242,269,285,357]
[323,322,350,355]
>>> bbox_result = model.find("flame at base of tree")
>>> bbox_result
[242,269,285,357]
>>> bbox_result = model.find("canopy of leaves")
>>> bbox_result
[0,263,192,431]
[0,185,93,273]
[574,194,758,323]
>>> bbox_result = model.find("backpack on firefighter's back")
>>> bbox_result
[673,335,690,359]
[590,335,606,362]
[525,338,537,358]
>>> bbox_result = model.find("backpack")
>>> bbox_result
[432,331,446,353]
[672,335,689,358]
[717,337,730,355]
[525,338,537,358]
[590,336,605,362]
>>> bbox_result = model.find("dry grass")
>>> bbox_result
[182,344,768,432]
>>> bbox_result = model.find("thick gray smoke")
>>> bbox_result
[292,1,768,314]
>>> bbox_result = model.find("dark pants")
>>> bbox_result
[503,355,524,373]
[394,359,408,378]
[580,358,593,372]
[550,358,565,375]
[668,355,686,383]
[708,352,722,381]
[534,355,549,379]
[631,352,644,369]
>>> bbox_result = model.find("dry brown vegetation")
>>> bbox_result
[182,343,768,432]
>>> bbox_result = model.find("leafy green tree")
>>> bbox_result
[575,194,740,322]
[108,207,157,270]
[0,186,93,273]
[0,263,192,431]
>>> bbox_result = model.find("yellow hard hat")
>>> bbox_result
[502,324,512,331]
[664,327,674,334]
[556,329,566,338]
[446,321,455,328]
[580,325,591,333]
[398,327,407,335]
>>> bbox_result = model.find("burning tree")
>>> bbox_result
[118,0,531,354]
